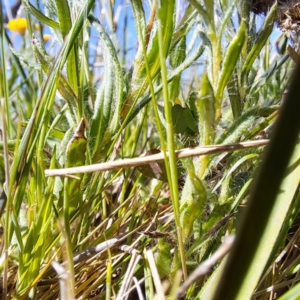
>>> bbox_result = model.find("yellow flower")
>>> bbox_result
[43,34,51,42]
[7,18,27,35]
[175,97,183,106]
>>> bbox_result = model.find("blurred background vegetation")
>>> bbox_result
[0,0,300,299]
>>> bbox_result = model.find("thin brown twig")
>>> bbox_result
[45,140,269,176]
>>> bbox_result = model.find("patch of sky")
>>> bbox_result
[2,1,289,100]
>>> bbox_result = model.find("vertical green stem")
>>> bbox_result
[0,1,11,137]
[122,8,128,66]
[1,98,10,300]
[63,178,75,295]
[157,0,187,280]
[210,32,222,87]
[106,247,112,299]
[0,2,11,296]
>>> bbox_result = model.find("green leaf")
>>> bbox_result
[180,163,207,243]
[227,68,241,120]
[22,0,60,30]
[171,5,197,48]
[54,0,72,37]
[213,153,259,193]
[198,74,216,145]
[188,0,210,28]
[171,104,198,135]
[241,3,277,87]
[130,0,146,62]
[156,238,172,278]
[170,36,186,68]
[54,0,79,101]
[125,42,205,126]
[65,120,87,168]
[215,21,246,120]
[121,0,174,117]
[31,35,78,113]
[169,37,186,101]
[65,119,87,214]
[89,14,124,157]
[216,107,258,145]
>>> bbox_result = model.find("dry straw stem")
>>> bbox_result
[146,249,166,300]
[45,140,269,176]
[116,250,142,300]
[177,235,235,298]
[51,261,75,300]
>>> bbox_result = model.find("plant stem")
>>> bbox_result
[157,0,187,280]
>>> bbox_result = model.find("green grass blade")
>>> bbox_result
[31,35,78,114]
[130,0,146,62]
[241,3,277,89]
[171,5,197,48]
[88,14,124,158]
[64,119,87,215]
[197,73,216,176]
[0,5,11,136]
[187,0,210,28]
[227,68,242,119]
[277,280,300,300]
[54,0,80,105]
[215,21,246,120]
[22,0,60,30]
[121,0,175,118]
[214,153,259,193]
[217,107,258,144]
[62,120,87,295]
[55,0,72,37]
[8,0,95,248]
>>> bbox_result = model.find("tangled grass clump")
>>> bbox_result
[252,0,300,37]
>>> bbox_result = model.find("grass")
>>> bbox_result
[0,0,300,299]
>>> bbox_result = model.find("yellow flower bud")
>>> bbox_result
[43,34,51,42]
[7,18,27,35]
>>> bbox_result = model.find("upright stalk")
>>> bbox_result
[157,0,187,280]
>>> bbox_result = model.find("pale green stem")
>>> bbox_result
[157,1,188,280]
